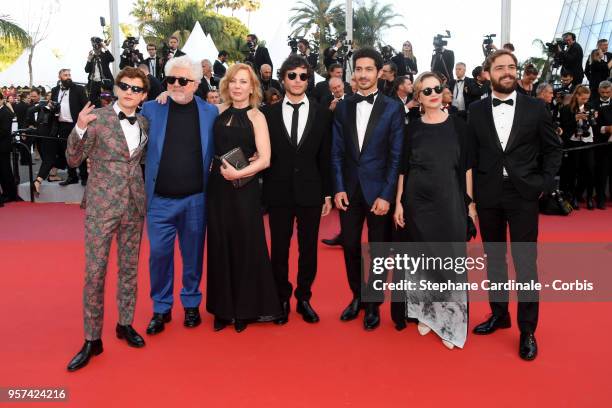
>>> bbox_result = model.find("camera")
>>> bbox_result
[483,34,496,57]
[91,37,104,52]
[287,37,299,54]
[380,45,395,63]
[122,36,139,50]
[577,109,597,136]
[433,30,451,50]
[546,38,565,54]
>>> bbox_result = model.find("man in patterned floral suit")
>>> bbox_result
[65,67,150,372]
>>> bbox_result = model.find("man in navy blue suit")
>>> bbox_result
[141,56,218,335]
[331,47,404,331]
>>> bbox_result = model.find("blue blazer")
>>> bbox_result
[141,96,218,210]
[331,93,404,206]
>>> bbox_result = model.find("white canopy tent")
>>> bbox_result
[182,21,220,64]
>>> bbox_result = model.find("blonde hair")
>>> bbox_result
[413,71,442,100]
[219,63,262,108]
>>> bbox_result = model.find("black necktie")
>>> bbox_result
[287,102,304,147]
[492,98,514,107]
[118,111,137,125]
[354,92,377,104]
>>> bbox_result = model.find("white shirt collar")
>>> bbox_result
[492,90,517,104]
[283,95,309,107]
[113,102,137,120]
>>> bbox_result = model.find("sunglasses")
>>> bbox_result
[117,82,145,93]
[166,76,194,86]
[287,72,309,81]
[421,86,444,96]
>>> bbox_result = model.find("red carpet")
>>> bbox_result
[0,202,610,407]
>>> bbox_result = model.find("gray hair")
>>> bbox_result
[201,59,212,67]
[599,80,612,90]
[328,77,343,89]
[536,82,552,96]
[455,62,466,68]
[165,56,203,82]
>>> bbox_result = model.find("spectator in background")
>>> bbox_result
[143,43,163,80]
[559,32,584,86]
[313,63,351,103]
[502,43,515,52]
[138,63,162,101]
[195,59,219,100]
[214,50,228,81]
[379,61,397,96]
[560,71,575,94]
[206,89,221,105]
[391,40,418,78]
[517,64,538,97]
[263,88,282,106]
[585,48,612,101]
[0,93,17,204]
[259,64,282,94]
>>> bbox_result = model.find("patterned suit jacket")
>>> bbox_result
[66,105,149,218]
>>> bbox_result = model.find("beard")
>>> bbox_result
[491,74,517,94]
[168,90,193,104]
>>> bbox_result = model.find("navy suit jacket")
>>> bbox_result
[331,93,404,206]
[141,96,218,211]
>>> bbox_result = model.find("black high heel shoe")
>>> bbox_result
[32,178,43,197]
[234,319,248,333]
[213,316,229,332]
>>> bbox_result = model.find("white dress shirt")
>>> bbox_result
[282,95,309,144]
[356,92,377,151]
[492,90,517,176]
[452,77,466,111]
[58,89,72,123]
[75,103,142,157]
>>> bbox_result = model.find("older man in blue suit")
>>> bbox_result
[331,47,404,331]
[141,56,218,334]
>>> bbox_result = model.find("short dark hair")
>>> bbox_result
[597,39,608,45]
[115,66,150,93]
[218,50,228,57]
[247,33,258,42]
[384,61,398,74]
[393,75,411,91]
[523,64,538,76]
[502,43,515,51]
[563,32,576,41]
[472,66,483,79]
[147,43,157,49]
[484,49,518,72]
[298,39,309,47]
[561,71,574,78]
[352,47,383,71]
[328,63,342,73]
[279,55,313,81]
[30,88,40,95]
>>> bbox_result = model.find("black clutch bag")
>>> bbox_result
[216,147,254,188]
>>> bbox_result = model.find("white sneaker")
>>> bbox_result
[442,340,455,350]
[417,322,431,336]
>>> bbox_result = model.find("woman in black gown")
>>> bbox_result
[393,72,476,349]
[206,63,282,332]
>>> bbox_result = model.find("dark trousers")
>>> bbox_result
[58,122,88,180]
[595,143,612,204]
[339,185,391,302]
[269,205,321,302]
[0,152,17,199]
[478,179,539,334]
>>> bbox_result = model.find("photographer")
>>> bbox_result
[119,37,144,69]
[323,41,343,70]
[245,33,272,73]
[558,32,584,86]
[592,80,612,209]
[50,69,89,186]
[296,39,317,95]
[560,85,596,209]
[85,37,114,106]
[537,83,564,143]
[585,48,612,101]
[391,41,418,79]
[560,71,575,94]
[431,32,455,81]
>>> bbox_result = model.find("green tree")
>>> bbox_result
[288,0,344,59]
[0,15,29,46]
[352,0,405,47]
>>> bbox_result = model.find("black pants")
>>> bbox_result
[339,186,391,302]
[0,151,17,199]
[595,142,612,204]
[58,122,87,180]
[478,179,539,334]
[562,140,595,200]
[269,205,321,302]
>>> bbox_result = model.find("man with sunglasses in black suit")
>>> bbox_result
[468,50,562,361]
[262,55,333,325]
[331,47,404,331]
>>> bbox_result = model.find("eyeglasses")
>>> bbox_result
[420,86,444,96]
[287,72,309,81]
[117,82,145,93]
[166,76,194,86]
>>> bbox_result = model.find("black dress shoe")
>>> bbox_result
[146,312,171,335]
[116,324,145,347]
[274,301,290,325]
[59,177,78,186]
[184,307,201,328]
[213,316,230,331]
[519,333,538,361]
[587,198,594,210]
[472,314,511,335]
[571,197,580,210]
[340,298,361,321]
[363,304,380,331]
[296,300,320,323]
[322,234,342,246]
[596,199,606,210]
[234,320,248,333]
[67,339,103,372]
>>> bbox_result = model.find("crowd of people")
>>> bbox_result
[0,29,609,369]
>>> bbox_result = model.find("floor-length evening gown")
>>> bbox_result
[399,116,470,348]
[206,106,282,322]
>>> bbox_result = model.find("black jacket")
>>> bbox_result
[465,80,491,108]
[247,46,273,72]
[585,59,609,89]
[195,77,219,100]
[0,105,15,153]
[50,84,88,123]
[312,79,352,103]
[85,50,115,82]
[13,101,29,129]
[430,49,455,81]
[391,53,418,77]
[144,56,163,80]
[560,42,584,83]
[467,94,562,206]
[213,59,226,80]
[146,74,162,101]
[262,98,332,207]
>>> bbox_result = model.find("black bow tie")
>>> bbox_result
[601,99,610,105]
[354,92,377,104]
[457,79,464,83]
[492,98,514,107]
[118,111,137,125]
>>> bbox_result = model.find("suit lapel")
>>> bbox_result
[505,93,524,152]
[195,98,209,166]
[347,98,359,157]
[155,102,170,161]
[276,103,293,148]
[484,96,504,152]
[106,106,131,159]
[361,95,386,156]
[297,100,317,150]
